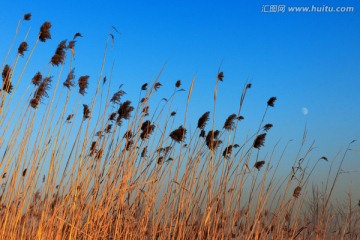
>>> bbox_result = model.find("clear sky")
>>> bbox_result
[1,0,359,199]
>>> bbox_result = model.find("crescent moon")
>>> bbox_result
[302,107,308,116]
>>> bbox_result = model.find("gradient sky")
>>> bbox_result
[1,0,359,199]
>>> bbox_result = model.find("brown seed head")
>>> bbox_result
[110,89,126,104]
[293,186,302,198]
[24,13,31,21]
[39,21,52,42]
[267,97,277,107]
[32,72,43,86]
[253,133,266,149]
[18,42,28,56]
[63,68,75,89]
[224,113,237,130]
[78,75,89,95]
[83,104,90,119]
[217,72,224,81]
[170,126,187,143]
[175,80,181,88]
[263,124,273,132]
[254,161,265,171]
[51,40,67,66]
[197,111,210,130]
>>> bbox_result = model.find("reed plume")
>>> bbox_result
[140,120,155,139]
[217,72,224,81]
[153,82,162,91]
[24,13,31,21]
[141,83,148,91]
[83,104,90,119]
[293,186,302,198]
[206,130,222,151]
[50,40,67,66]
[30,76,52,108]
[223,145,233,159]
[39,21,52,42]
[116,100,134,125]
[253,133,266,149]
[78,75,90,95]
[170,126,187,143]
[73,32,83,39]
[18,42,28,56]
[32,72,42,86]
[105,124,112,133]
[263,124,273,132]
[254,161,265,171]
[110,89,126,105]
[63,69,75,89]
[175,80,181,88]
[108,112,117,121]
[2,64,13,93]
[223,113,237,130]
[267,97,277,107]
[197,111,210,130]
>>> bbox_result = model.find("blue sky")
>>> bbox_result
[1,0,360,198]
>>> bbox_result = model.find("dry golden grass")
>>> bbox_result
[0,14,359,240]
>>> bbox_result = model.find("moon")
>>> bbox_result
[302,107,308,116]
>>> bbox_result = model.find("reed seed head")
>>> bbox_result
[83,104,90,119]
[254,161,265,171]
[73,32,83,39]
[170,126,187,143]
[2,64,13,93]
[263,124,273,132]
[32,72,42,86]
[116,100,134,125]
[253,133,266,149]
[78,75,90,95]
[24,13,31,20]
[267,97,277,107]
[197,111,210,130]
[224,113,237,130]
[141,83,148,91]
[153,82,162,91]
[39,21,52,42]
[63,68,75,89]
[175,80,181,88]
[18,42,28,56]
[51,40,67,66]
[110,89,126,105]
[217,72,224,81]
[293,186,302,198]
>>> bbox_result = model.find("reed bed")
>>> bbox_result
[0,13,359,240]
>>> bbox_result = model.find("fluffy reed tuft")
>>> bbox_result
[223,145,233,159]
[32,72,42,86]
[39,21,52,42]
[267,97,277,107]
[217,72,224,81]
[141,83,148,91]
[110,89,126,105]
[30,76,52,108]
[140,120,155,139]
[197,111,210,130]
[206,130,222,151]
[254,161,265,171]
[253,133,266,149]
[63,69,75,89]
[175,80,181,88]
[223,113,237,130]
[170,126,187,143]
[2,64,13,93]
[116,100,134,125]
[83,104,90,119]
[78,75,90,95]
[18,42,28,56]
[263,124,273,132]
[293,186,302,198]
[50,40,67,66]
[153,82,162,91]
[24,13,31,21]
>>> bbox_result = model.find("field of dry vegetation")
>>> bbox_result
[0,13,359,239]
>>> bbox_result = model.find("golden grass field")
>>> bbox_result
[0,14,359,239]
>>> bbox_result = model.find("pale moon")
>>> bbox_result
[302,107,308,115]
